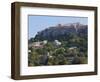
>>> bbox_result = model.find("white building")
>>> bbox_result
[29,40,48,48]
[54,40,61,46]
[43,40,47,44]
[69,47,77,50]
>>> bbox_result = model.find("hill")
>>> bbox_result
[33,23,87,41]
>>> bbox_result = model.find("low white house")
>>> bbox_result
[28,50,31,53]
[33,42,41,47]
[54,40,61,46]
[29,40,48,48]
[68,47,77,50]
[43,40,47,44]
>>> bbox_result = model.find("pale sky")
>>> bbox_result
[28,15,88,39]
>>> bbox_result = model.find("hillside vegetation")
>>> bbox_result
[28,23,88,66]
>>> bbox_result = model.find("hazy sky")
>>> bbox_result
[28,15,88,39]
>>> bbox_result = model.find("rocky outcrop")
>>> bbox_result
[33,23,88,41]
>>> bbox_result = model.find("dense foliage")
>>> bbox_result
[28,23,88,66]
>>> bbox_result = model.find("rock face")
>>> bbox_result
[34,23,88,41]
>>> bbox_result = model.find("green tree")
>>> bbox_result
[44,42,54,52]
[28,51,40,66]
